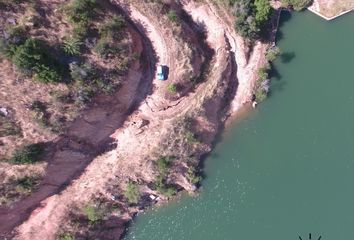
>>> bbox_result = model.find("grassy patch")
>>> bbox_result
[123,182,140,204]
[0,115,21,137]
[0,175,41,206]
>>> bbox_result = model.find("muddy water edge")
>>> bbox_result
[124,11,354,240]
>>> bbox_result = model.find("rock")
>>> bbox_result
[0,107,8,116]
[135,118,149,129]
[252,101,258,108]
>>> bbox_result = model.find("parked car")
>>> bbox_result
[157,65,167,80]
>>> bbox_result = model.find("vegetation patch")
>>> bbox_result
[0,115,22,137]
[220,0,271,40]
[9,142,45,164]
[154,156,177,197]
[58,198,121,239]
[0,175,41,206]
[0,26,67,83]
[123,181,140,204]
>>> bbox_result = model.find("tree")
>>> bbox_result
[254,0,271,25]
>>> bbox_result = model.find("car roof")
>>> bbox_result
[157,65,163,73]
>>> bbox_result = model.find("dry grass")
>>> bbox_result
[314,0,354,18]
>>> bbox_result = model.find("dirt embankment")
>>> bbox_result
[0,1,272,239]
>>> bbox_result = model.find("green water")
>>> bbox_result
[125,11,354,240]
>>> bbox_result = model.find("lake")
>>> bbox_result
[125,11,354,240]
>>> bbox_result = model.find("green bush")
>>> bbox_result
[62,37,82,56]
[257,66,269,81]
[0,26,27,58]
[167,10,179,23]
[185,130,197,144]
[11,38,63,83]
[83,205,103,224]
[15,175,39,194]
[10,143,45,164]
[266,46,281,62]
[167,83,177,93]
[124,182,140,204]
[60,234,75,240]
[186,167,201,185]
[255,88,267,102]
[156,157,171,176]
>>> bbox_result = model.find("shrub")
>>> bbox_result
[60,234,75,240]
[167,10,179,23]
[124,182,140,204]
[255,88,267,102]
[257,66,269,81]
[0,174,40,206]
[0,26,27,58]
[62,37,82,56]
[10,143,45,164]
[11,38,63,83]
[185,130,197,144]
[156,156,171,176]
[15,175,39,194]
[83,205,103,224]
[186,167,201,185]
[167,83,177,93]
[266,46,281,62]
